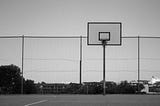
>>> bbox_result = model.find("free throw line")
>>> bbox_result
[24,100,48,106]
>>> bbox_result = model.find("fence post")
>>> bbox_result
[138,36,140,92]
[21,35,24,94]
[80,36,82,84]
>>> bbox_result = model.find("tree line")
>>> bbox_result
[0,64,144,94]
[0,64,37,94]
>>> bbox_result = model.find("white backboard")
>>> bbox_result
[87,22,122,45]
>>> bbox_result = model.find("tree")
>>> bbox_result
[0,64,22,94]
[105,82,117,94]
[24,79,37,94]
[116,80,136,94]
[65,83,82,94]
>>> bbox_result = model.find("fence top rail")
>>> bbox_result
[0,35,160,38]
[122,36,160,38]
[0,35,87,38]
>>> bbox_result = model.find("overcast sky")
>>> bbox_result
[0,0,160,36]
[0,0,160,83]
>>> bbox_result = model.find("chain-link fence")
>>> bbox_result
[0,35,160,94]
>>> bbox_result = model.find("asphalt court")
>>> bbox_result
[0,94,160,106]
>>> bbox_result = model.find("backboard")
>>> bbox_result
[87,22,122,45]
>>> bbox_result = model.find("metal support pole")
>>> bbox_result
[103,41,106,95]
[80,60,82,84]
[21,35,24,94]
[80,36,82,84]
[138,36,140,92]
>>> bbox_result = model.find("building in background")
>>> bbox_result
[40,83,67,94]
[130,76,160,94]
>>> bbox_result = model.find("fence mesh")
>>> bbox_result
[0,35,160,93]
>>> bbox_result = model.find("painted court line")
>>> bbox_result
[24,100,48,106]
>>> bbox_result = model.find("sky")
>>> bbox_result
[0,0,160,83]
[0,0,160,36]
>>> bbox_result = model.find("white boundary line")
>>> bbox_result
[24,100,48,106]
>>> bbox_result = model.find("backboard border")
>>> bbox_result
[87,22,122,46]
